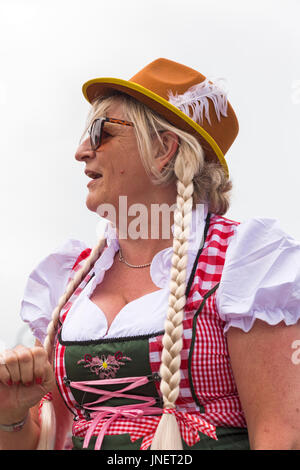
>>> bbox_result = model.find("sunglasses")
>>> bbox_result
[88,117,134,151]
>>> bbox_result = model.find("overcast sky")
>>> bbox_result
[0,0,299,348]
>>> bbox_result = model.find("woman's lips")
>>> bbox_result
[87,177,102,188]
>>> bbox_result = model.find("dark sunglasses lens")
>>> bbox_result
[91,120,102,150]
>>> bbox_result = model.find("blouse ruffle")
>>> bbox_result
[19,212,300,341]
[217,218,300,333]
[20,238,88,344]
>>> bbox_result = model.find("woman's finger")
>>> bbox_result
[0,349,21,385]
[14,345,34,386]
[31,346,48,385]
[0,354,12,386]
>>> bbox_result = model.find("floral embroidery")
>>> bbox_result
[77,352,132,379]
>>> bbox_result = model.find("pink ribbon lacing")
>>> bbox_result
[67,375,217,450]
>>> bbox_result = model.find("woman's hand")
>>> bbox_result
[0,345,55,425]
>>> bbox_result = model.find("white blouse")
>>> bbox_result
[19,205,300,343]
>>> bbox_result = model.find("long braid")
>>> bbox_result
[151,147,200,450]
[37,234,108,449]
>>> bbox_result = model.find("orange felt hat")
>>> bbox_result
[82,58,239,176]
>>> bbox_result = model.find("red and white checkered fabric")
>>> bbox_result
[38,392,53,421]
[148,214,246,428]
[54,214,247,449]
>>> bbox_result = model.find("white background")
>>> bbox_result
[0,0,299,349]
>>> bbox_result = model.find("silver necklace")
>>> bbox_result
[118,248,151,268]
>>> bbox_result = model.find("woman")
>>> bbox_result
[0,58,300,450]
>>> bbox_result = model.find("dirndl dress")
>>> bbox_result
[22,208,300,450]
[53,213,249,450]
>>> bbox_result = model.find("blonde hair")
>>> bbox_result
[38,92,232,450]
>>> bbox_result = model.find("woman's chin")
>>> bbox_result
[85,194,102,213]
[85,192,113,217]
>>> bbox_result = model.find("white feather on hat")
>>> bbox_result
[168,77,228,126]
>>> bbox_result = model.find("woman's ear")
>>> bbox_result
[153,131,179,172]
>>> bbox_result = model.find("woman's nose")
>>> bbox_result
[74,137,95,162]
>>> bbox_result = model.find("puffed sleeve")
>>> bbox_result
[19,238,88,344]
[216,218,300,333]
